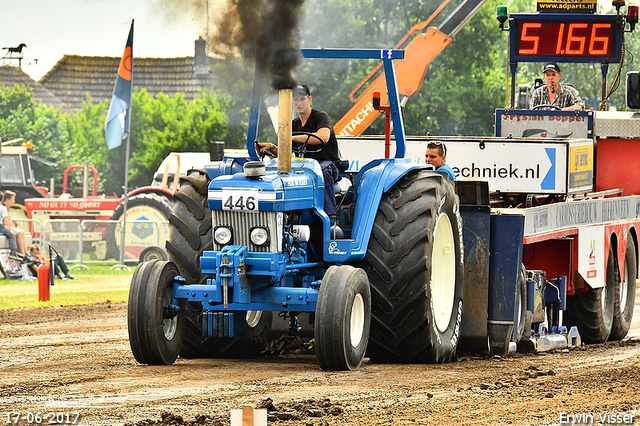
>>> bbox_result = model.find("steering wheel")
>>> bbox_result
[292,131,325,157]
[532,104,562,111]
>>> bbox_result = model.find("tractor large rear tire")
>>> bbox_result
[128,259,184,365]
[610,237,637,340]
[566,244,616,343]
[166,170,212,282]
[166,169,271,359]
[362,170,464,363]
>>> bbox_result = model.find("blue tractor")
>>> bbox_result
[127,49,465,371]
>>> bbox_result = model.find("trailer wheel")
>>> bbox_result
[167,170,272,358]
[362,170,464,363]
[127,259,183,365]
[107,193,173,260]
[610,237,637,340]
[315,265,371,371]
[567,244,616,343]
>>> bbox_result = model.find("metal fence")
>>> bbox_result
[14,217,169,270]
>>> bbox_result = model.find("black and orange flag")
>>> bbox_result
[105,20,134,150]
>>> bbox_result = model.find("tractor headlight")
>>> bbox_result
[250,227,269,246]
[214,226,233,245]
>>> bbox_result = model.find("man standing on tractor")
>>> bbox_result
[256,84,342,219]
[530,62,584,111]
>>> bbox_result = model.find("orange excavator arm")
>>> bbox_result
[334,0,488,136]
[335,29,453,136]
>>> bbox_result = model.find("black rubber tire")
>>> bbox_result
[315,265,372,371]
[610,237,637,340]
[361,170,464,363]
[127,260,184,365]
[166,170,212,282]
[138,245,168,264]
[566,244,616,343]
[166,169,272,359]
[107,193,174,260]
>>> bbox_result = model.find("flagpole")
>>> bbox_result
[117,131,131,269]
[109,19,134,271]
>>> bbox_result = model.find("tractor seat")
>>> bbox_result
[334,178,352,195]
[333,158,351,195]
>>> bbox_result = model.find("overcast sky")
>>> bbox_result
[2,0,206,81]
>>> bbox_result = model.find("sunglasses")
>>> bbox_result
[427,141,447,156]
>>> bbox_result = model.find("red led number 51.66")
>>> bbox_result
[519,21,611,56]
[513,17,620,62]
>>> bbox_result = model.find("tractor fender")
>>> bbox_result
[128,185,174,199]
[344,158,432,261]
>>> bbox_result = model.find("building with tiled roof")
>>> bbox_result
[39,38,214,112]
[0,65,65,109]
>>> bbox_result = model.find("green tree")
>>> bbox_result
[61,94,110,194]
[0,85,70,192]
[127,89,228,188]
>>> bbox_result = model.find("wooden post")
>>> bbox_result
[278,88,292,175]
[242,406,253,426]
[230,406,267,426]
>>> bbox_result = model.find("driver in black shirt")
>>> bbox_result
[256,84,341,219]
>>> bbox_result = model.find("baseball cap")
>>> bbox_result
[293,84,310,96]
[543,62,561,73]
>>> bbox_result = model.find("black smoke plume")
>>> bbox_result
[213,0,304,89]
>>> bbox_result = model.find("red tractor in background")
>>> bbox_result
[23,148,220,264]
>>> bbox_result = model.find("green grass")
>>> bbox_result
[0,264,134,309]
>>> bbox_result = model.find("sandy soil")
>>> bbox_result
[1,293,639,426]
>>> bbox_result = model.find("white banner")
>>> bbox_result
[337,137,581,194]
[522,196,640,236]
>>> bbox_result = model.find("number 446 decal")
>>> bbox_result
[222,189,259,213]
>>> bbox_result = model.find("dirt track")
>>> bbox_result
[1,293,639,426]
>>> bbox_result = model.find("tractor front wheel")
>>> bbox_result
[128,260,183,365]
[315,265,371,371]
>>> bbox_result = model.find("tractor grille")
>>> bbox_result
[212,210,279,253]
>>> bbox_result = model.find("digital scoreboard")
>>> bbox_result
[510,13,624,63]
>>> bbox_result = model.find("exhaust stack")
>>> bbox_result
[278,88,292,174]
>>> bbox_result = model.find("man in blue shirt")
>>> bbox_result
[425,141,455,180]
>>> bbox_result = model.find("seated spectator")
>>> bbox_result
[0,190,27,256]
[26,244,74,280]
